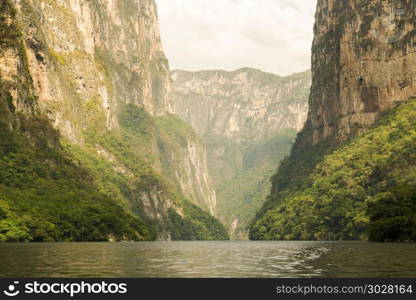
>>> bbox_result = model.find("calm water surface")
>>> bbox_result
[0,241,415,277]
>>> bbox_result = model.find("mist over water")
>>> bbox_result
[0,242,415,278]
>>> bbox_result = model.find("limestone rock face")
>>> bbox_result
[169,139,217,215]
[172,68,310,146]
[171,68,311,183]
[171,68,311,238]
[1,0,220,239]
[301,0,416,147]
[13,0,171,134]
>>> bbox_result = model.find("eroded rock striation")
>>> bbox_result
[172,68,310,182]
[301,0,416,147]
[0,0,225,241]
[171,68,311,238]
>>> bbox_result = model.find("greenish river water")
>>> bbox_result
[0,241,415,277]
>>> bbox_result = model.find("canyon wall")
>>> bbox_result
[0,0,225,241]
[250,0,416,241]
[300,0,416,147]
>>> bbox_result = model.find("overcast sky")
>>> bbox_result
[156,0,317,76]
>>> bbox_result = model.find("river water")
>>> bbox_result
[0,241,415,277]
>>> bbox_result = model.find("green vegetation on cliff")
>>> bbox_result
[0,101,229,242]
[0,4,156,242]
[0,0,228,242]
[250,99,416,242]
[69,103,229,241]
[168,200,229,241]
[217,129,296,239]
[171,68,310,238]
[0,105,155,242]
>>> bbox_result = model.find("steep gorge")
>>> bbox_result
[250,0,416,241]
[0,0,227,241]
[171,68,311,238]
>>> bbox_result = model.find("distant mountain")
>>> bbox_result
[171,68,311,238]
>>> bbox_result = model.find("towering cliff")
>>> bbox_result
[0,0,227,241]
[250,0,416,242]
[300,0,416,147]
[171,68,310,238]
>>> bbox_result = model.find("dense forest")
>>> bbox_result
[0,99,228,242]
[217,129,297,238]
[250,99,416,242]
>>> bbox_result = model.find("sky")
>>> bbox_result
[156,0,318,76]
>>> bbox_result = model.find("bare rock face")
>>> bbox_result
[13,0,172,135]
[0,1,37,115]
[172,68,310,146]
[169,139,217,215]
[171,68,311,238]
[171,68,311,183]
[301,0,416,147]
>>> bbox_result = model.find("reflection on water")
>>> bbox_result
[0,241,415,278]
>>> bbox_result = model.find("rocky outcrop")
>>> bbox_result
[301,0,416,147]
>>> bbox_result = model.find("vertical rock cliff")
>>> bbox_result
[250,0,416,241]
[301,0,416,147]
[0,0,227,241]
[24,0,172,129]
[171,68,310,238]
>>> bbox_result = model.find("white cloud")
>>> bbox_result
[156,0,317,76]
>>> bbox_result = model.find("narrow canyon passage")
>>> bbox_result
[169,69,311,239]
[0,0,416,283]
